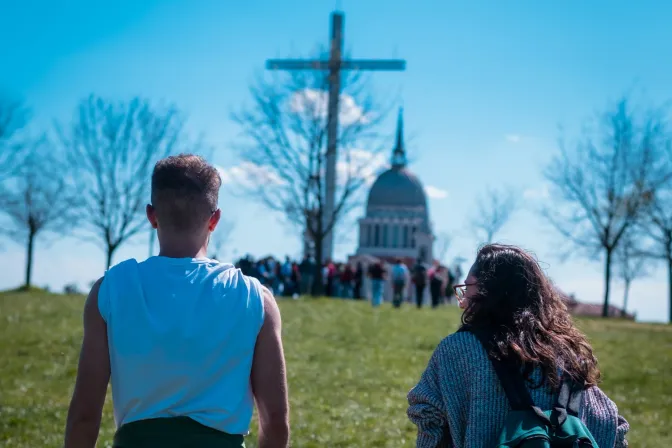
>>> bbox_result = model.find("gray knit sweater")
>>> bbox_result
[407,331,629,447]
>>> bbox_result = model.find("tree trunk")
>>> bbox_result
[668,255,672,324]
[666,236,672,324]
[24,229,36,288]
[106,244,117,271]
[622,279,631,318]
[312,235,324,297]
[602,248,613,318]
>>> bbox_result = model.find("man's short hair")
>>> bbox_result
[151,154,221,232]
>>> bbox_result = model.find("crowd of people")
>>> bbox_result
[233,254,463,307]
[235,254,315,297]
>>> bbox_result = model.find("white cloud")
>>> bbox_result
[425,185,449,199]
[220,90,376,191]
[289,88,370,126]
[218,154,449,202]
[505,134,522,143]
[216,162,285,189]
[337,149,388,186]
[217,149,387,191]
[523,185,550,200]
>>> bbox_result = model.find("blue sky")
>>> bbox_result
[1,0,671,322]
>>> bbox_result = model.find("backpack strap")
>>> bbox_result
[551,376,584,426]
[558,378,583,416]
[458,326,552,426]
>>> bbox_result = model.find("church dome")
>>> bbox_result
[367,167,427,210]
[366,108,427,211]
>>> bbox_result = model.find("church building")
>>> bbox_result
[355,109,434,265]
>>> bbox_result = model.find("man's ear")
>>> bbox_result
[209,209,221,232]
[146,204,158,229]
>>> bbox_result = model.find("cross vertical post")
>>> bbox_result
[323,12,344,264]
[266,11,405,263]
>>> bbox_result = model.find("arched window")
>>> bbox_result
[411,226,417,249]
[374,224,380,247]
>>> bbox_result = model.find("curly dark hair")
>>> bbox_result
[461,244,600,389]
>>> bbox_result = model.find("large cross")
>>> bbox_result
[266,11,406,262]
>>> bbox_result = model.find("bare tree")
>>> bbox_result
[470,187,517,244]
[639,171,672,323]
[231,57,390,293]
[543,98,670,317]
[59,95,191,270]
[0,97,31,180]
[209,218,236,261]
[1,139,74,288]
[615,228,649,318]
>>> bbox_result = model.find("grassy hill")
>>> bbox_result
[1,291,670,447]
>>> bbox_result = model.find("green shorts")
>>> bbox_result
[112,416,246,448]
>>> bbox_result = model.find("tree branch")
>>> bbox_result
[59,94,194,266]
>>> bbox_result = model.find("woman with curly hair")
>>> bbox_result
[407,244,628,447]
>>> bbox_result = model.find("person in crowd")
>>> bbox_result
[236,255,252,277]
[391,258,409,308]
[353,262,364,300]
[427,260,439,304]
[299,255,314,295]
[333,263,343,297]
[257,258,270,289]
[444,265,456,305]
[281,256,293,297]
[322,263,330,295]
[272,259,282,295]
[340,263,355,298]
[411,258,428,308]
[429,264,448,308]
[407,244,628,447]
[290,262,300,298]
[367,261,386,307]
[64,155,289,448]
[427,260,438,280]
[325,260,336,297]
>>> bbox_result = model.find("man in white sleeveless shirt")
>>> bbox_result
[64,154,289,447]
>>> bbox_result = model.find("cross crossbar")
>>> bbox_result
[266,59,406,71]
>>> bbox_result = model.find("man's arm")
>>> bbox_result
[64,278,111,448]
[251,287,290,448]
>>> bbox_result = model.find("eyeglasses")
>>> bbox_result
[453,282,477,304]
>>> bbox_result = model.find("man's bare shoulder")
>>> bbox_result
[260,285,281,326]
[84,277,105,315]
[91,277,104,292]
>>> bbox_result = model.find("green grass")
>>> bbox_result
[1,292,671,447]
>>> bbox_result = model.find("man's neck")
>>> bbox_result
[158,246,209,259]
[156,229,210,259]
[157,236,209,259]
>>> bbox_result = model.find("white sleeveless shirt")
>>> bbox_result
[98,256,265,435]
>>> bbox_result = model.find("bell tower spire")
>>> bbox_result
[391,107,407,169]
